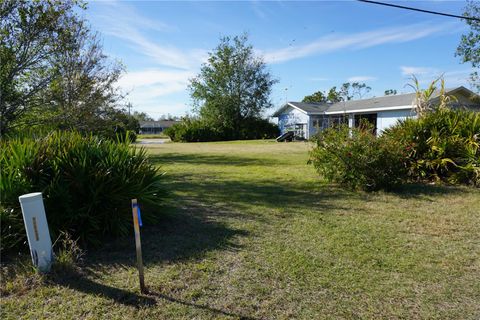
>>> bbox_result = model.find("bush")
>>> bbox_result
[0,131,163,252]
[309,125,408,191]
[384,108,480,186]
[165,117,279,142]
[239,118,280,140]
[165,119,222,142]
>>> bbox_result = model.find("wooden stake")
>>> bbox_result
[131,199,146,293]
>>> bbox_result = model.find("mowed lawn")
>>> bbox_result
[2,140,480,319]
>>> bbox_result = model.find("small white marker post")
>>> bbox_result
[18,192,53,272]
[131,199,146,293]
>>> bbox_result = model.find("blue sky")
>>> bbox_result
[84,1,473,118]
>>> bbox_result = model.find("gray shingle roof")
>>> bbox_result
[290,102,330,113]
[272,87,479,116]
[272,102,329,116]
[326,92,416,113]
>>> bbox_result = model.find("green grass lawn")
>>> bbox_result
[2,140,480,319]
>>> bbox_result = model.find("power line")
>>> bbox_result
[357,0,480,22]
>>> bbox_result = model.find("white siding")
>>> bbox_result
[278,107,310,138]
[377,109,416,133]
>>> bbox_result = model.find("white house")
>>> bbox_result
[272,86,480,139]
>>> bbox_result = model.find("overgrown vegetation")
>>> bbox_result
[385,108,480,186]
[309,124,407,191]
[165,117,278,142]
[310,78,480,191]
[0,131,163,252]
[1,231,84,297]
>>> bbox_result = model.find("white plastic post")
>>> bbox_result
[18,192,53,272]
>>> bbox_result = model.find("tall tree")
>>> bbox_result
[456,0,480,92]
[339,82,371,100]
[133,111,154,122]
[0,0,82,134]
[189,34,278,133]
[0,0,125,135]
[302,91,327,103]
[46,19,124,131]
[302,83,371,104]
[326,86,343,103]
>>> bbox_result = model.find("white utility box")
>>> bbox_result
[18,192,53,272]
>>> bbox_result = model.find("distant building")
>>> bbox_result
[139,120,179,134]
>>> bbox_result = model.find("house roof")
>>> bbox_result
[326,92,417,113]
[272,86,479,116]
[139,120,179,128]
[272,102,330,117]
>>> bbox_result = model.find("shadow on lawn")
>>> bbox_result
[149,153,284,166]
[391,183,466,199]
[50,208,251,314]
[50,271,156,307]
[51,272,258,318]
[168,173,352,212]
[147,291,260,320]
[88,207,248,268]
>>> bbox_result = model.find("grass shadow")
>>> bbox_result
[49,270,156,307]
[149,153,283,166]
[49,272,259,318]
[87,208,248,267]
[45,209,249,309]
[390,183,468,199]
[167,173,353,212]
[147,290,260,320]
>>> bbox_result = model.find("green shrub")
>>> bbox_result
[165,119,222,142]
[309,125,408,191]
[239,118,279,140]
[165,117,279,142]
[0,131,163,252]
[384,108,480,186]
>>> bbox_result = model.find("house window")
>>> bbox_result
[328,115,348,128]
[354,113,377,135]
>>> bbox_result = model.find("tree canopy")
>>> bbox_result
[302,82,372,104]
[0,0,129,136]
[384,89,397,96]
[456,0,480,92]
[189,34,278,133]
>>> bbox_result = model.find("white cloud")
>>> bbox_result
[251,0,270,20]
[262,23,456,64]
[93,1,205,70]
[90,1,204,116]
[118,69,194,92]
[400,66,437,76]
[399,66,472,87]
[95,1,174,33]
[118,69,194,114]
[347,76,377,82]
[134,102,190,118]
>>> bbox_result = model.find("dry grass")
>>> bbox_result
[2,140,479,319]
